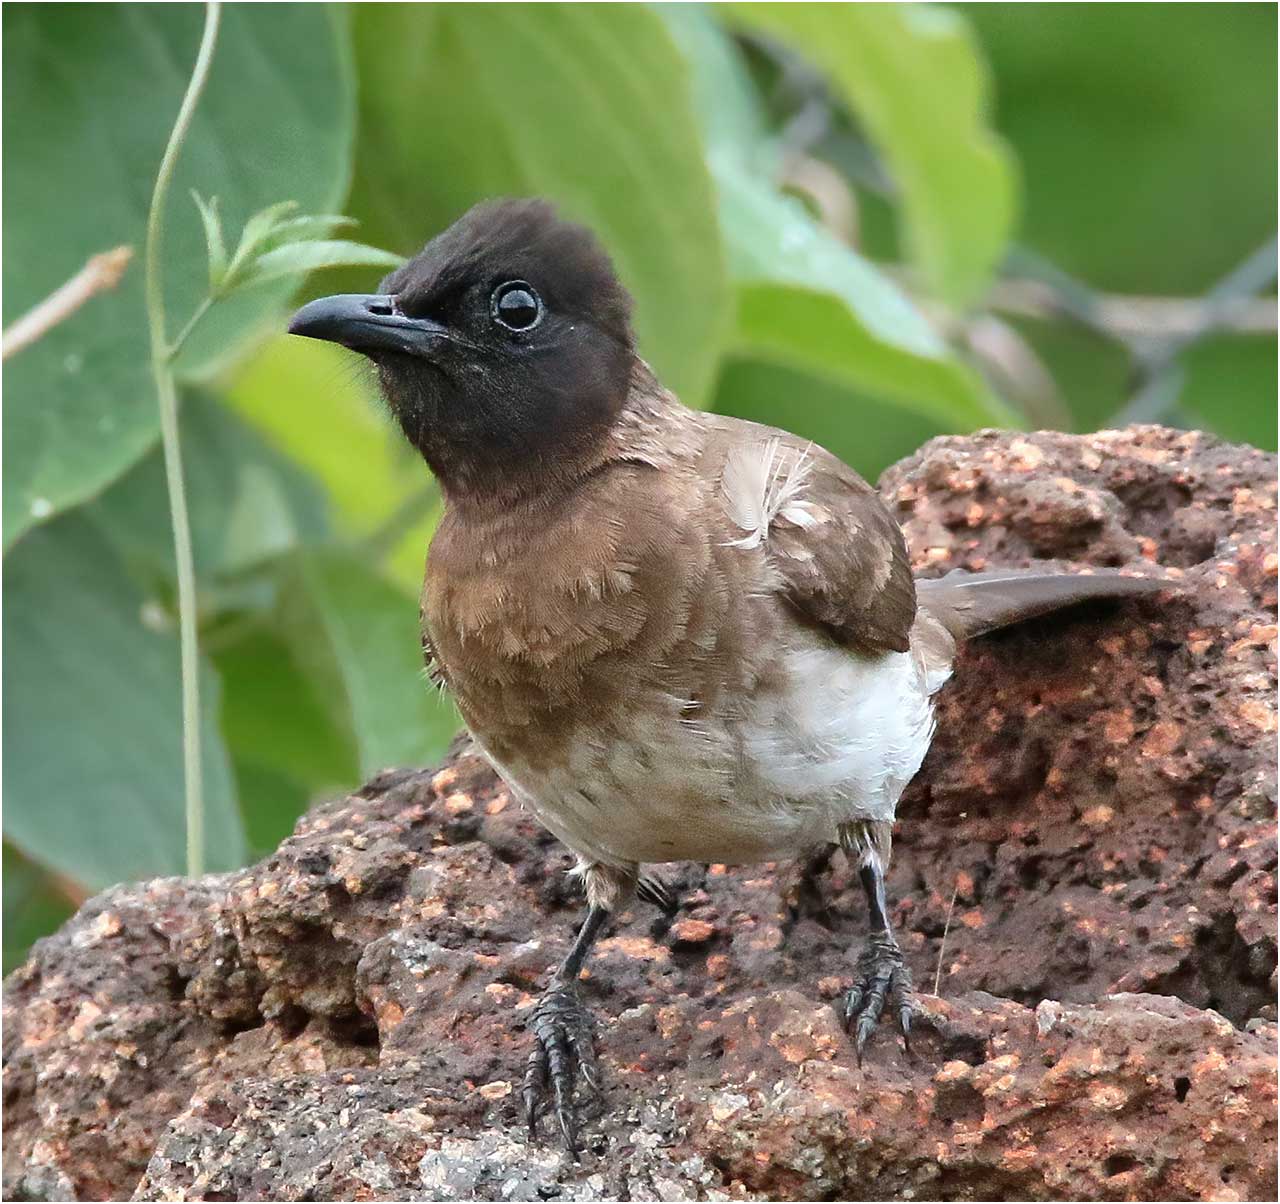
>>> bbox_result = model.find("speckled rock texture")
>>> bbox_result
[4,426,1276,1202]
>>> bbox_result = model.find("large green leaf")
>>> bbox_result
[3,510,244,890]
[86,391,331,587]
[2,3,355,547]
[714,356,947,485]
[664,6,1012,429]
[729,2,1017,307]
[722,175,1010,428]
[346,2,729,406]
[223,333,439,593]
[279,551,458,778]
[214,627,360,858]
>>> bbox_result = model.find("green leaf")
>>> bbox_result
[3,844,77,973]
[213,627,360,857]
[733,278,1006,429]
[261,213,358,250]
[216,626,358,794]
[728,2,1017,306]
[222,200,300,281]
[279,551,459,778]
[661,2,771,161]
[85,391,331,586]
[235,239,405,291]
[346,2,729,405]
[714,356,946,483]
[224,334,440,593]
[2,3,356,547]
[663,11,1013,429]
[731,256,1013,431]
[3,510,245,890]
[191,191,227,288]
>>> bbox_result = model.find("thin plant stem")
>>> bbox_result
[933,882,959,997]
[144,0,222,878]
[167,295,214,361]
[2,246,134,360]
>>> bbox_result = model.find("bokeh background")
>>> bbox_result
[4,2,1276,968]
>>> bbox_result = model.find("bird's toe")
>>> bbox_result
[522,982,600,1155]
[839,932,916,1059]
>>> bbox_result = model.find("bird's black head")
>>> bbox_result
[288,198,635,498]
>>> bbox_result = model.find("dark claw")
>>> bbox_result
[839,932,916,1059]
[523,982,599,1155]
[523,1042,548,1140]
[637,874,678,914]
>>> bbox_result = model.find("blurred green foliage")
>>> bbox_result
[3,3,1275,965]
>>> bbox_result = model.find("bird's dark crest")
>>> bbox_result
[382,198,634,349]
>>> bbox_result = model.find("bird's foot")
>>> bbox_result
[840,931,916,1060]
[522,980,601,1154]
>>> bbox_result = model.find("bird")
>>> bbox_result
[288,198,1169,1153]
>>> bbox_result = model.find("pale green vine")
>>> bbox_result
[143,0,223,878]
[140,1,402,878]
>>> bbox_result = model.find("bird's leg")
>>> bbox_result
[522,903,610,1154]
[796,841,838,917]
[838,822,915,1058]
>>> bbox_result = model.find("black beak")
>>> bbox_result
[287,293,447,357]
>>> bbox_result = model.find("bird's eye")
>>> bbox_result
[491,281,542,331]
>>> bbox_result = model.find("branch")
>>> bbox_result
[988,281,1276,339]
[1,246,134,360]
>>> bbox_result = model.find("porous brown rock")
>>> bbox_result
[4,426,1276,1202]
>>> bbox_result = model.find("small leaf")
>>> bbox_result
[191,190,227,288]
[233,239,405,290]
[223,199,300,283]
[261,213,358,250]
[237,199,300,248]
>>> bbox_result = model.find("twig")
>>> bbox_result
[1,246,134,360]
[933,882,960,997]
[778,152,860,247]
[144,0,222,879]
[1115,237,1278,426]
[988,281,1276,339]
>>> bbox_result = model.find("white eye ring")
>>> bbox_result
[491,281,543,331]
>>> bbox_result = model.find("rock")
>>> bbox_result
[881,426,1277,1026]
[4,427,1276,1201]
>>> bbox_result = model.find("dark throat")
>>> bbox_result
[384,359,641,515]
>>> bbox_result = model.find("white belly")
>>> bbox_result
[481,635,945,870]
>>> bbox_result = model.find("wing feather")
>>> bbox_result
[716,424,916,655]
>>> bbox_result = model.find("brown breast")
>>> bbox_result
[421,404,778,777]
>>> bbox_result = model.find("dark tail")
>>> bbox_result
[917,569,1175,642]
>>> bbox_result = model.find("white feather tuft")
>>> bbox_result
[723,439,816,548]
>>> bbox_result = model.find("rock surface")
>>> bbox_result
[4,426,1276,1202]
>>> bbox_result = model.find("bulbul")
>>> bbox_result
[289,198,1167,1152]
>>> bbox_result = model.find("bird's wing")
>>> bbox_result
[714,422,917,655]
